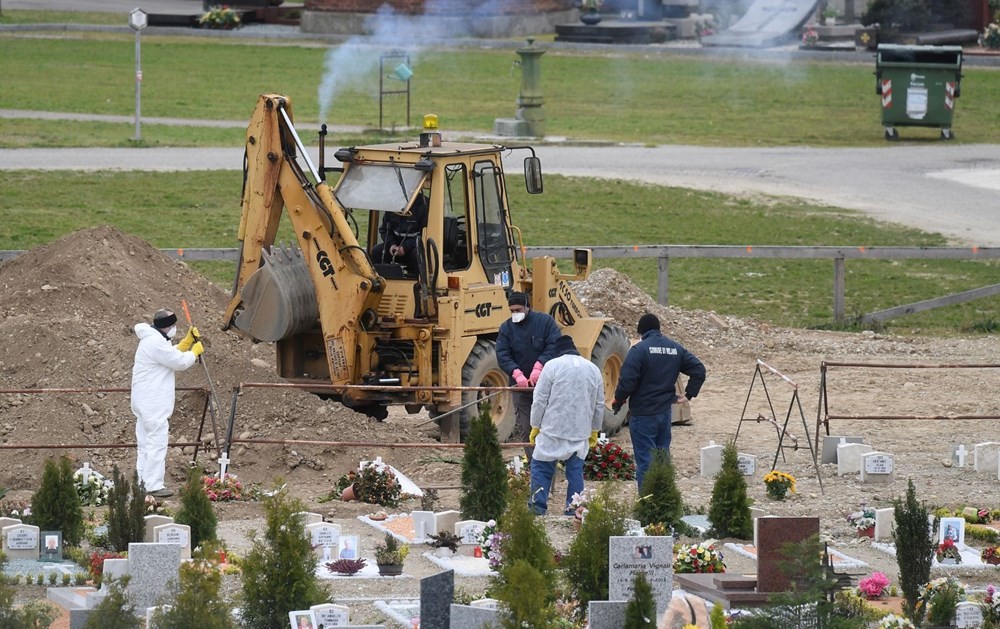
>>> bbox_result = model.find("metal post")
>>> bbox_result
[833,257,845,323]
[656,255,669,305]
[128,9,148,142]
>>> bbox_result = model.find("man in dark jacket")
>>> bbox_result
[612,313,706,489]
[496,291,561,458]
[372,193,429,276]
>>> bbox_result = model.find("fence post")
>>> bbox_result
[657,255,669,305]
[833,256,845,323]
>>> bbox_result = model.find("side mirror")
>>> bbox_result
[524,156,543,194]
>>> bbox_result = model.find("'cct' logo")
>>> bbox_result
[475,302,493,318]
[316,249,335,277]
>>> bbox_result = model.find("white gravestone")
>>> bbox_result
[750,507,767,520]
[837,443,873,476]
[435,510,461,537]
[146,605,172,628]
[821,436,863,464]
[295,512,323,526]
[736,453,756,476]
[700,441,724,477]
[143,515,174,543]
[154,523,192,561]
[411,511,435,541]
[306,522,341,561]
[974,442,1000,474]
[2,524,39,560]
[0,517,22,531]
[469,598,500,610]
[102,557,129,589]
[310,602,350,626]
[939,517,965,546]
[955,600,984,628]
[455,520,487,556]
[608,536,674,618]
[860,452,894,484]
[874,508,895,542]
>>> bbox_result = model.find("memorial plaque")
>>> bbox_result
[736,454,756,476]
[608,536,674,617]
[864,454,893,474]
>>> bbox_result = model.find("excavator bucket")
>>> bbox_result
[233,245,319,342]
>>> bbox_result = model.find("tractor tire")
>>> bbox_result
[590,323,630,436]
[460,339,516,442]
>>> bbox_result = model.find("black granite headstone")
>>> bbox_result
[420,569,455,629]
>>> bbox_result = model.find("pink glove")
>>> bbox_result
[529,361,544,386]
[513,369,530,388]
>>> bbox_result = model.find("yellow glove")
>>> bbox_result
[191,341,205,357]
[589,431,598,449]
[529,427,540,446]
[177,326,198,351]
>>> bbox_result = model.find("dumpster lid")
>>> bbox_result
[877,43,963,65]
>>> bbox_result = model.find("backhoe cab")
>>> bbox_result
[224,94,630,442]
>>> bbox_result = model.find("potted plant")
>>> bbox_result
[857,571,891,599]
[936,538,962,564]
[374,532,409,576]
[920,576,965,626]
[983,546,1000,565]
[801,26,820,47]
[198,6,241,30]
[579,0,604,25]
[981,584,1000,625]
[763,470,795,501]
[847,506,877,537]
[822,6,838,25]
[426,531,461,557]
[325,558,366,576]
[336,463,402,507]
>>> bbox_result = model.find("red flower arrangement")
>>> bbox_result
[584,441,636,481]
[89,550,125,580]
[203,474,244,502]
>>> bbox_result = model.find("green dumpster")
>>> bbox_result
[875,44,963,140]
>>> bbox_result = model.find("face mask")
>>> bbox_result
[166,326,177,339]
[511,312,526,324]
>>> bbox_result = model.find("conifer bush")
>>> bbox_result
[460,403,508,522]
[0,554,59,627]
[30,456,84,546]
[633,449,684,531]
[708,441,754,539]
[491,488,556,587]
[106,466,147,552]
[624,571,657,628]
[175,467,218,549]
[239,484,322,629]
[151,548,235,629]
[894,478,936,623]
[83,576,139,629]
[562,482,629,617]
[495,560,559,628]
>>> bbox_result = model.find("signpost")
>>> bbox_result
[128,8,148,142]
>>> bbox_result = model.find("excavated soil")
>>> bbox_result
[4,226,1000,623]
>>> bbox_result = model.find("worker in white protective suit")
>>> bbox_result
[527,335,604,516]
[130,309,204,498]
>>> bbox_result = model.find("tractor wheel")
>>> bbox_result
[590,324,630,436]
[460,339,516,442]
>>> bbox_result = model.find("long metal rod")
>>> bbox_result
[278,103,320,182]
[237,381,521,393]
[230,438,529,449]
[0,441,202,450]
[1,386,207,394]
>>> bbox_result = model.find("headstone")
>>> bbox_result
[624,518,645,535]
[822,436,863,464]
[411,511,435,540]
[40,531,63,562]
[860,451,894,483]
[955,600,984,628]
[449,603,501,629]
[837,443,873,476]
[0,517,22,530]
[102,558,129,587]
[736,453,756,476]
[420,570,454,629]
[146,605,172,628]
[700,441,724,477]
[587,600,628,629]
[289,610,317,628]
[469,598,499,610]
[974,442,1000,474]
[295,511,324,526]
[874,508,895,542]
[756,517,820,592]
[1,523,39,559]
[750,507,767,520]
[953,444,968,467]
[434,511,461,537]
[310,602,350,627]
[455,520,487,545]
[306,522,341,561]
[127,542,181,612]
[153,523,192,561]
[939,517,965,545]
[608,536,674,617]
[143,515,174,543]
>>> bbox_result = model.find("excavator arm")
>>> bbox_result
[223,94,383,384]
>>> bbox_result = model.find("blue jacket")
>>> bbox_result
[613,330,706,416]
[496,310,561,384]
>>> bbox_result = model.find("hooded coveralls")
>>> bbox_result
[130,323,196,492]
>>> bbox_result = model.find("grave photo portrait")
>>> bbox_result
[40,531,62,562]
[288,610,317,629]
[939,517,965,546]
[338,535,359,560]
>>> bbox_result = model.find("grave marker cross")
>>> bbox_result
[218,454,230,480]
[956,444,968,468]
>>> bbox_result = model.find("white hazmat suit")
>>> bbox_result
[130,322,197,492]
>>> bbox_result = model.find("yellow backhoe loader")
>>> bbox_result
[223,94,631,442]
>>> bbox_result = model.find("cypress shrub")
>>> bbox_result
[106,466,147,552]
[708,441,754,539]
[633,449,684,530]
[491,488,556,591]
[894,478,936,623]
[30,456,84,547]
[623,571,657,629]
[495,560,558,628]
[460,403,508,522]
[239,484,323,629]
[83,576,139,629]
[151,549,235,629]
[175,468,217,549]
[562,483,629,616]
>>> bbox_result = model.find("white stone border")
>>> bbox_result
[421,551,495,577]
[356,514,417,544]
[373,599,420,628]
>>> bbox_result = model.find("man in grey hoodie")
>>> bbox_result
[527,335,604,516]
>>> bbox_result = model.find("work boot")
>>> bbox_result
[148,488,173,498]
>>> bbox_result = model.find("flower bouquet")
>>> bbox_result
[478,520,507,570]
[202,474,243,502]
[857,571,890,599]
[983,546,1000,565]
[936,538,962,564]
[801,26,819,47]
[981,22,1000,50]
[981,584,1000,624]
[877,613,915,629]
[847,506,876,537]
[919,576,965,625]
[198,5,241,29]
[569,488,596,522]
[74,467,113,507]
[584,441,636,481]
[673,541,725,574]
[763,470,795,500]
